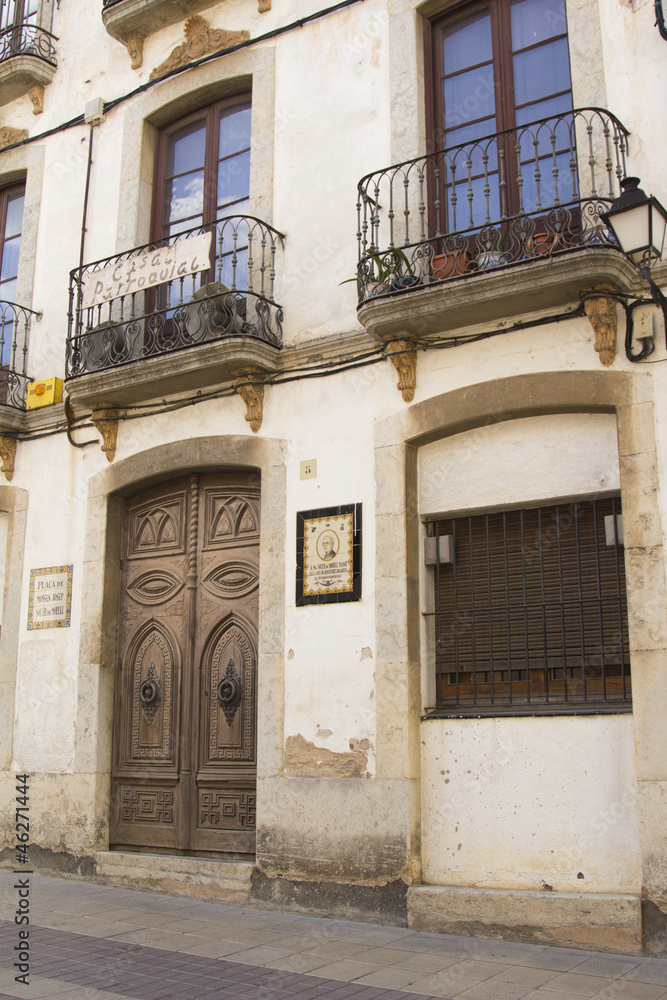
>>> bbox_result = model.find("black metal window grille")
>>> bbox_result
[429,497,631,715]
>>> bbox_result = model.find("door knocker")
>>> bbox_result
[139,661,161,723]
[217,658,242,725]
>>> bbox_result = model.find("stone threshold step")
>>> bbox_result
[93,850,253,904]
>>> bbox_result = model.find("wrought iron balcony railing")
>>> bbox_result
[356,108,630,303]
[66,216,285,379]
[0,301,35,410]
[0,22,57,65]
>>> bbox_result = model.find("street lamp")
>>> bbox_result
[600,176,667,362]
[601,176,667,274]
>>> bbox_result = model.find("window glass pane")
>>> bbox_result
[446,142,500,181]
[444,116,498,151]
[166,218,204,240]
[0,1,18,31]
[217,151,250,210]
[443,63,496,132]
[513,37,570,107]
[166,121,206,178]
[515,92,572,127]
[517,115,575,162]
[0,278,17,303]
[4,192,24,239]
[442,9,492,75]
[450,174,501,229]
[164,171,204,226]
[218,247,248,289]
[219,105,251,159]
[519,150,578,211]
[0,235,20,282]
[511,0,567,50]
[23,0,38,23]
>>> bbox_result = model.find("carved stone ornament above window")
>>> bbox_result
[0,431,17,482]
[0,127,28,149]
[149,16,250,82]
[102,0,217,68]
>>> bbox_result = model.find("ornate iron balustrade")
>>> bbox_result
[67,216,285,378]
[0,22,57,65]
[0,301,35,410]
[356,108,630,303]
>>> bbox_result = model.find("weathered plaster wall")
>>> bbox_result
[421,716,641,892]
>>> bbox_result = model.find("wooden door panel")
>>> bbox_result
[110,480,190,851]
[191,476,259,854]
[111,472,259,856]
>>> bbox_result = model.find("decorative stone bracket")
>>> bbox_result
[28,84,44,115]
[149,16,249,81]
[125,32,145,70]
[385,339,417,402]
[0,431,17,482]
[234,368,265,433]
[92,407,121,462]
[582,285,618,367]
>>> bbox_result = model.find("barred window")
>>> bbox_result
[428,497,631,715]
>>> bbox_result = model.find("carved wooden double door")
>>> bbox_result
[110,472,259,855]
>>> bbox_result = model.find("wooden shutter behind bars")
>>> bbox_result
[432,497,631,712]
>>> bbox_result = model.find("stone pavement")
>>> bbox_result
[1,871,667,1000]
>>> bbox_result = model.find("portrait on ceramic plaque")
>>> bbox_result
[296,504,362,605]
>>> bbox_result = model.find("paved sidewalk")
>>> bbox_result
[1,872,667,1000]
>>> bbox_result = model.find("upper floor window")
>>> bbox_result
[0,184,24,306]
[430,0,573,224]
[154,97,251,287]
[0,182,25,376]
[0,0,38,31]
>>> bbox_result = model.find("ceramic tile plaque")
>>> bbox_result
[27,565,73,629]
[296,504,362,605]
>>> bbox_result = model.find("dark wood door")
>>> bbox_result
[110,472,259,855]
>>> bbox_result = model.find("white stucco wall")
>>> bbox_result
[421,715,641,892]
[417,411,640,892]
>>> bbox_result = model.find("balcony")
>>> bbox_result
[0,301,35,413]
[65,216,285,407]
[0,21,57,109]
[356,108,638,341]
[102,0,216,61]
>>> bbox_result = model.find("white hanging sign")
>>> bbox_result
[81,231,212,310]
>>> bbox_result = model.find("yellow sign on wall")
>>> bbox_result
[26,377,63,410]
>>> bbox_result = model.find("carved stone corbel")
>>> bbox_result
[234,368,265,433]
[125,32,145,70]
[258,0,271,10]
[92,407,120,462]
[28,85,44,115]
[0,127,28,149]
[0,431,17,482]
[149,16,250,81]
[386,339,417,402]
[583,285,618,367]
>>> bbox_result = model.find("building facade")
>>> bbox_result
[0,0,666,955]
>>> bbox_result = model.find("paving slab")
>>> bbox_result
[1,871,667,1000]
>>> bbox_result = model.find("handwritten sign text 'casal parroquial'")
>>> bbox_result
[81,231,212,310]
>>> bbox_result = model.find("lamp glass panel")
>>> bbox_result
[607,204,650,259]
[650,201,667,259]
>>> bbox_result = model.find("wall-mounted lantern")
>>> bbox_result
[601,177,667,274]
